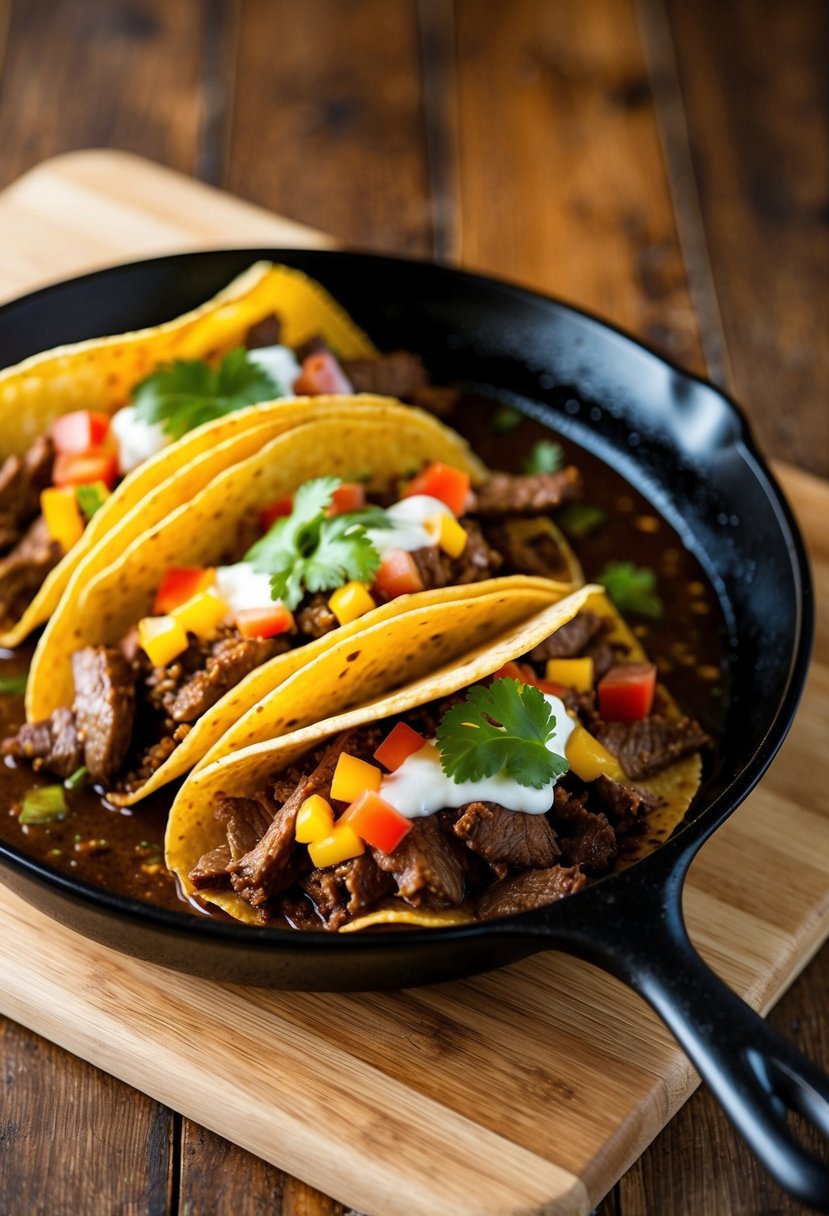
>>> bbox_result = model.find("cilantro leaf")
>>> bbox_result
[132,348,280,440]
[245,477,384,610]
[436,678,569,789]
[74,482,109,520]
[523,440,564,474]
[556,503,607,540]
[596,560,664,619]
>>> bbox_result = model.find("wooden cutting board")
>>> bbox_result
[0,151,827,1216]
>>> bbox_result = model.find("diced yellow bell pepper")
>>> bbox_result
[328,581,376,626]
[545,657,594,693]
[138,615,189,667]
[308,822,365,869]
[330,752,382,803]
[295,795,335,844]
[41,488,85,553]
[172,588,229,639]
[424,512,468,558]
[565,725,624,782]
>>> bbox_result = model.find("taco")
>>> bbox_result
[6,404,583,805]
[0,260,453,646]
[166,588,709,930]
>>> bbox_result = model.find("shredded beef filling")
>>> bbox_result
[468,468,581,517]
[593,716,710,780]
[0,517,62,628]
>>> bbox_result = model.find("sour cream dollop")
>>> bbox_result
[215,564,278,614]
[111,406,170,475]
[379,694,575,818]
[247,344,301,395]
[365,495,453,558]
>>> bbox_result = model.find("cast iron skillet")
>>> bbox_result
[1,250,827,1209]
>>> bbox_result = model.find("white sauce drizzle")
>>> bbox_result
[111,405,170,474]
[247,344,301,395]
[365,494,453,558]
[379,695,575,818]
[214,564,278,613]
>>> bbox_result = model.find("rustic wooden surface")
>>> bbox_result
[0,1,826,1213]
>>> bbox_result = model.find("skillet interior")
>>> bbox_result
[0,249,812,988]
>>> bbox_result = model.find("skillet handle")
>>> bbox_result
[558,866,829,1211]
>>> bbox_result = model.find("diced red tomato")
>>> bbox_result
[154,567,215,615]
[53,448,118,489]
[373,549,424,600]
[404,462,470,516]
[259,496,293,531]
[235,604,295,639]
[52,410,111,454]
[598,663,656,722]
[374,722,427,772]
[293,351,353,396]
[341,790,412,854]
[330,482,366,515]
[492,662,566,698]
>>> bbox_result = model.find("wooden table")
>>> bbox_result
[0,2,826,1213]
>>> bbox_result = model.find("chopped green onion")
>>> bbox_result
[64,766,89,791]
[596,561,664,619]
[491,405,523,434]
[0,674,28,696]
[523,440,564,475]
[75,481,110,520]
[20,786,67,825]
[556,503,608,539]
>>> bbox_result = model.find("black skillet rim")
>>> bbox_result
[0,248,815,951]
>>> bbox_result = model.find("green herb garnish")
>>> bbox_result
[436,678,569,789]
[556,503,608,540]
[597,561,664,619]
[245,476,390,611]
[491,405,523,434]
[132,348,280,440]
[0,674,28,696]
[64,766,89,791]
[20,785,67,825]
[74,482,109,520]
[523,440,564,475]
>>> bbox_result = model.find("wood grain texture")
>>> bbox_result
[664,0,829,479]
[227,0,434,254]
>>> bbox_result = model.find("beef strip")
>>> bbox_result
[302,854,394,930]
[582,639,630,683]
[468,468,580,517]
[371,816,465,909]
[230,732,363,906]
[592,774,658,833]
[411,519,502,589]
[244,313,282,349]
[341,351,430,400]
[528,611,604,662]
[483,517,569,581]
[189,845,233,891]
[551,786,617,872]
[162,632,288,723]
[71,647,137,783]
[295,593,338,640]
[0,435,56,545]
[451,801,560,872]
[593,715,709,780]
[474,866,587,920]
[216,793,277,861]
[1,706,83,780]
[0,516,62,626]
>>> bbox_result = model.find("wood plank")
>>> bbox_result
[0,1017,173,1213]
[227,0,433,254]
[453,0,704,372]
[663,0,829,480]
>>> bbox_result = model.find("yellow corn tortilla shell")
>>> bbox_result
[341,905,475,932]
[0,261,377,646]
[166,585,597,911]
[167,586,705,926]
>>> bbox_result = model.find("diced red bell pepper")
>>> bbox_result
[404,462,470,516]
[373,549,424,600]
[493,662,567,698]
[598,663,656,722]
[293,351,353,396]
[259,496,294,531]
[52,410,111,454]
[154,567,215,615]
[52,448,118,489]
[374,722,427,772]
[330,482,366,515]
[235,604,295,639]
[341,790,412,854]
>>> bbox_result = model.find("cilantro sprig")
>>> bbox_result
[597,560,664,619]
[244,476,390,610]
[436,678,569,789]
[132,348,280,440]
